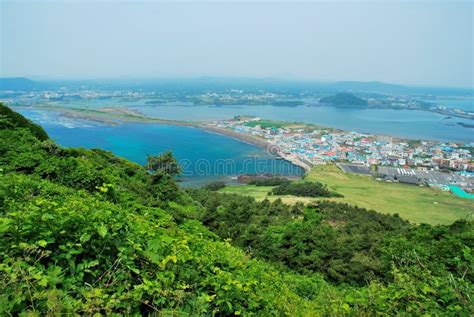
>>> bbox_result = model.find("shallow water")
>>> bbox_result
[18,109,304,186]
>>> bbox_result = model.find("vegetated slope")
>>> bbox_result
[319,92,368,107]
[188,190,473,286]
[0,104,472,315]
[0,103,49,141]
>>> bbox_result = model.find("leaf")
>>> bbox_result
[86,260,100,268]
[342,303,350,312]
[38,277,49,287]
[37,240,48,247]
[0,217,13,234]
[97,225,108,238]
[80,233,92,244]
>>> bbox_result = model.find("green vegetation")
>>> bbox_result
[1,105,473,315]
[0,103,48,141]
[203,181,227,191]
[189,190,472,288]
[146,151,182,177]
[306,164,474,224]
[248,176,290,186]
[407,139,422,147]
[271,181,343,198]
[223,164,473,225]
[319,93,368,107]
[220,184,278,199]
[243,120,287,129]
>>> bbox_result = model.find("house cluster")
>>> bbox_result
[215,117,474,172]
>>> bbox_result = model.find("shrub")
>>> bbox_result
[272,181,343,197]
[248,177,290,186]
[203,180,227,191]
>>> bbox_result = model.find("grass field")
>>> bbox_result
[220,164,474,225]
[220,185,317,204]
[244,120,288,129]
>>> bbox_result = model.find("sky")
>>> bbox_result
[1,1,473,88]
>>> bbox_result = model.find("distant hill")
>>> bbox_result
[328,81,407,92]
[327,80,473,96]
[0,77,37,90]
[319,93,368,107]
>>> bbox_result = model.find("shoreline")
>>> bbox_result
[13,104,474,144]
[197,125,271,149]
[196,125,311,172]
[14,105,311,172]
[12,105,471,172]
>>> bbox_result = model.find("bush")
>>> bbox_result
[248,177,290,186]
[203,180,226,191]
[272,181,343,197]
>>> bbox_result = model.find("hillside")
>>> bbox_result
[319,93,368,107]
[0,104,472,315]
[0,77,37,91]
[0,103,49,140]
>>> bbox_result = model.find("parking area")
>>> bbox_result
[337,163,371,175]
[338,163,474,190]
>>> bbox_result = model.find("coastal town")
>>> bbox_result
[1,81,473,196]
[208,116,474,195]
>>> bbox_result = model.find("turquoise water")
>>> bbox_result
[18,109,304,186]
[14,101,474,186]
[448,185,474,199]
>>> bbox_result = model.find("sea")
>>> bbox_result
[129,104,474,143]
[15,97,474,185]
[17,109,304,186]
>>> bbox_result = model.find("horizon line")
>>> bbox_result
[1,75,473,91]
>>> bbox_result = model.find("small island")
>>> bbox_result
[319,93,368,107]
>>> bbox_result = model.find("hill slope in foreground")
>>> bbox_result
[0,104,472,315]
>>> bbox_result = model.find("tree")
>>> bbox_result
[203,180,226,191]
[146,151,181,177]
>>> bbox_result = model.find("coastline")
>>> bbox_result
[14,105,471,173]
[15,105,311,172]
[13,104,474,143]
[196,125,312,171]
[197,125,271,149]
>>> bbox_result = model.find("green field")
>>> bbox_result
[244,120,288,129]
[220,184,316,204]
[221,164,473,225]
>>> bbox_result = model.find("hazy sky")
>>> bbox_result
[1,1,473,87]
